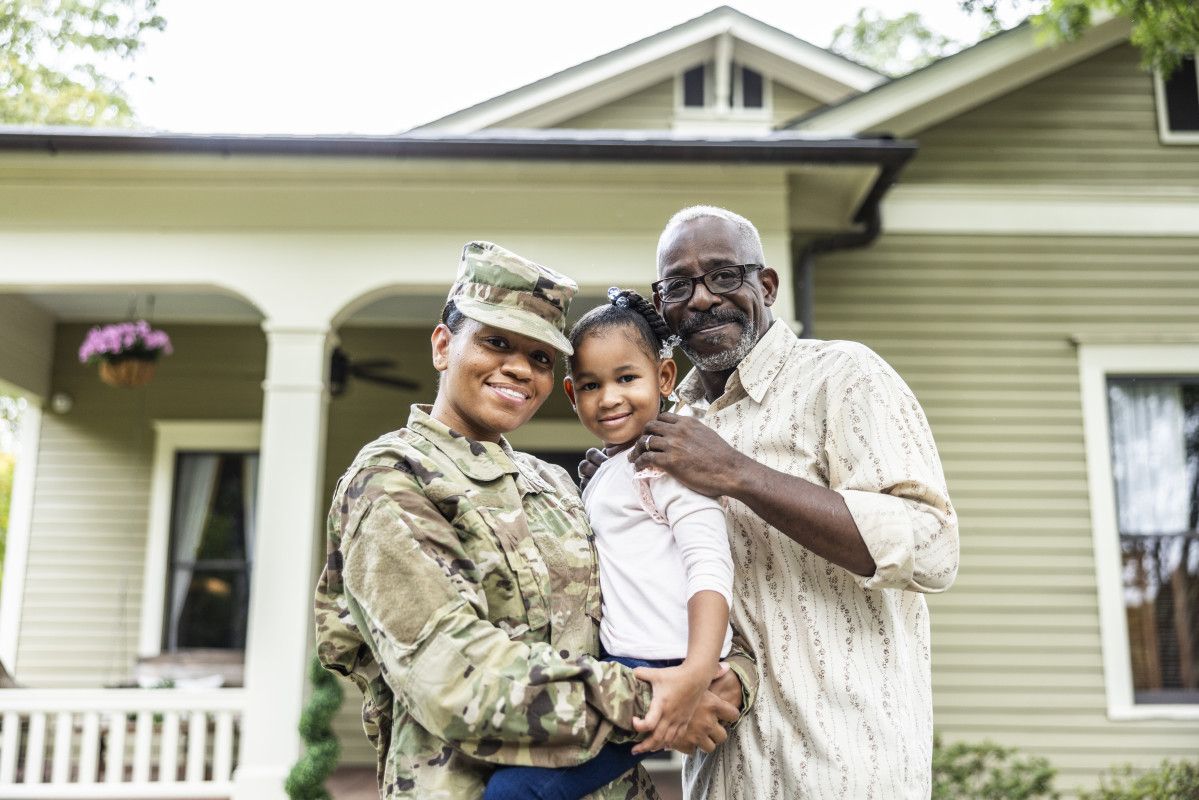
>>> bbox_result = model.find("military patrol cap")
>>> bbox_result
[447,241,578,356]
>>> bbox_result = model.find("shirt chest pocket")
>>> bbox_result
[455,499,551,634]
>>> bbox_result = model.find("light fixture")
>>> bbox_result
[50,392,73,414]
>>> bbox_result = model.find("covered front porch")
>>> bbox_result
[0,281,617,799]
[0,130,910,798]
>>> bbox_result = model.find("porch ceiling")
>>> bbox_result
[19,291,263,325]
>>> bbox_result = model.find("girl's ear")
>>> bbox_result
[563,376,577,409]
[431,323,452,372]
[658,357,677,398]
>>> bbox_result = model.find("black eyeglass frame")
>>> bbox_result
[651,263,764,304]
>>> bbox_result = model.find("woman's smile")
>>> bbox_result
[488,382,532,404]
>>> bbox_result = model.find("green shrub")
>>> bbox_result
[285,655,343,800]
[1080,760,1199,800]
[932,735,1059,800]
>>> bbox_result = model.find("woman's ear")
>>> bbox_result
[658,357,677,398]
[563,376,577,409]
[431,323,452,372]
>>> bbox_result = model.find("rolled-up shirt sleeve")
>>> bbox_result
[340,473,650,767]
[824,369,959,593]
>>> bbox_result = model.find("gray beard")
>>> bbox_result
[681,319,758,371]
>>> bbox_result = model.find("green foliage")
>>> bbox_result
[961,0,1199,74]
[0,0,166,125]
[285,655,343,800]
[829,9,964,77]
[932,735,1060,800]
[1080,760,1199,800]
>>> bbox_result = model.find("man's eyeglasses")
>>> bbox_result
[651,264,763,304]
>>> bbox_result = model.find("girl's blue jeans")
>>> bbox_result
[482,655,681,800]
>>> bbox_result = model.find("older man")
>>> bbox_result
[627,206,959,799]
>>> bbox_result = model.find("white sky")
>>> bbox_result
[123,1,1014,134]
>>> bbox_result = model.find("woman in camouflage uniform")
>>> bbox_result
[315,242,755,800]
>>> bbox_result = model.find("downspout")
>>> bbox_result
[792,155,908,338]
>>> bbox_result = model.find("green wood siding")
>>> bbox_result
[904,44,1199,186]
[771,82,822,127]
[556,79,675,129]
[816,233,1199,793]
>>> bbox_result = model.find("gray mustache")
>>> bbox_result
[677,309,748,337]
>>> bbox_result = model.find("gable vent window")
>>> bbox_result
[740,66,764,109]
[683,65,706,107]
[1156,54,1199,143]
[678,61,769,112]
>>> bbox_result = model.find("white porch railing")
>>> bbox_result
[0,688,245,799]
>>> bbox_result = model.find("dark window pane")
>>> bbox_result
[1108,378,1199,703]
[742,67,764,108]
[165,452,256,652]
[174,568,251,650]
[683,65,705,107]
[1123,534,1199,703]
[1163,56,1199,132]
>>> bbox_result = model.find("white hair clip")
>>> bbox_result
[658,334,682,359]
[607,287,630,308]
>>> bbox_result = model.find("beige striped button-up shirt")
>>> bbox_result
[678,320,958,800]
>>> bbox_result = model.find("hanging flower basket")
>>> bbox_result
[98,356,158,388]
[79,320,173,389]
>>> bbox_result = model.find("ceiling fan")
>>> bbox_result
[329,347,421,397]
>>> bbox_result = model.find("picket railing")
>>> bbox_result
[0,688,244,799]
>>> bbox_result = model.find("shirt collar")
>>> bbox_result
[736,319,798,403]
[676,319,798,407]
[406,404,520,483]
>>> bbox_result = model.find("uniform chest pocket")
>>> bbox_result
[469,504,551,633]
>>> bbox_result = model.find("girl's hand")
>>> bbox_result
[630,662,728,752]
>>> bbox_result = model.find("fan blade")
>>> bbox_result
[351,358,397,370]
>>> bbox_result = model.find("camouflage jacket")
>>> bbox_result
[315,405,661,799]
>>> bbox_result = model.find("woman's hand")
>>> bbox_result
[630,662,729,753]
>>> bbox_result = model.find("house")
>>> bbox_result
[0,6,1195,798]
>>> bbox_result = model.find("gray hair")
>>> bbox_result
[656,205,765,271]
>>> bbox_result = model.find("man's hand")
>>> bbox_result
[630,412,746,498]
[632,664,743,755]
[576,448,608,490]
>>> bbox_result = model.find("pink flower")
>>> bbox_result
[78,320,174,364]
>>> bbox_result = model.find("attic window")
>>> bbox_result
[678,62,769,112]
[1155,54,1199,144]
[740,67,764,108]
[683,66,706,107]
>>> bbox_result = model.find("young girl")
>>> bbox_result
[484,288,734,800]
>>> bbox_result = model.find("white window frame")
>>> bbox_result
[138,420,261,658]
[1078,342,1199,720]
[1153,52,1199,145]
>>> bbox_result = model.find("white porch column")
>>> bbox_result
[232,323,333,800]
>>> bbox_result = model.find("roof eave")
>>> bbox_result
[0,129,917,165]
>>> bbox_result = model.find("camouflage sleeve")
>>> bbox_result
[340,475,649,767]
[723,625,758,730]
